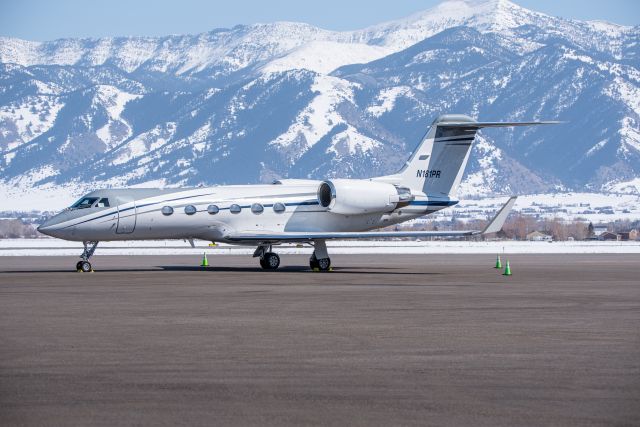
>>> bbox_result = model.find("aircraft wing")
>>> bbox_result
[227,230,478,242]
[226,197,517,243]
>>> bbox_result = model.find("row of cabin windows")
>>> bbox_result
[161,202,286,216]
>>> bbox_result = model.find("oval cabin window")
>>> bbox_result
[273,202,286,213]
[251,203,264,214]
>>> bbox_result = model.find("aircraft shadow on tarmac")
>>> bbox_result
[1,266,440,275]
[157,265,439,275]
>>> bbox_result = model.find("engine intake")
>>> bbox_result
[317,179,413,215]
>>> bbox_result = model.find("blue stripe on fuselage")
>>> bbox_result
[61,196,456,230]
[409,200,458,207]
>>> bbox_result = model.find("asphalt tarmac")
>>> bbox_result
[1,254,639,426]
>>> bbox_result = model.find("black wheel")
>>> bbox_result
[80,261,92,273]
[309,253,319,270]
[317,257,331,271]
[262,252,280,270]
[76,261,83,271]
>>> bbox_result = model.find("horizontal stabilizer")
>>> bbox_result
[438,121,563,128]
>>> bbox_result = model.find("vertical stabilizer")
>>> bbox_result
[376,115,559,197]
[394,114,478,198]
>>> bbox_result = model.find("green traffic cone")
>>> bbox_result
[503,260,512,276]
[200,253,209,267]
[494,254,502,269]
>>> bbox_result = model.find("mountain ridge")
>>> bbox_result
[1,0,639,210]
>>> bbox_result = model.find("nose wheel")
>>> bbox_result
[76,241,99,272]
[260,252,280,270]
[76,261,93,272]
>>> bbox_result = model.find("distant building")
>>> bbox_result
[526,231,553,241]
[618,230,638,241]
[593,225,608,237]
[599,231,620,241]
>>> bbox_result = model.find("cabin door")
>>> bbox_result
[116,199,137,234]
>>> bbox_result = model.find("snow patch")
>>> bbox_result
[270,75,356,157]
[327,126,381,156]
[93,85,141,120]
[586,139,608,157]
[367,86,412,117]
[262,41,392,74]
[562,48,594,65]
[618,117,640,155]
[604,77,640,117]
[112,122,177,166]
[457,135,502,197]
[0,96,64,153]
[604,177,640,194]
[92,85,141,149]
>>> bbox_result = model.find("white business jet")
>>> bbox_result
[38,114,556,272]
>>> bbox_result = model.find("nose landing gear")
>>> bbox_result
[76,241,99,272]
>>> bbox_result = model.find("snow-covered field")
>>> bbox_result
[420,192,640,223]
[2,239,639,256]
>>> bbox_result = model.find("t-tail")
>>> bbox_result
[376,114,560,198]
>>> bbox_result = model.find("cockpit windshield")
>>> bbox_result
[96,198,110,208]
[70,197,99,209]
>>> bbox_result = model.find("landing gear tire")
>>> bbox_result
[309,254,319,270]
[260,252,280,270]
[80,261,92,273]
[78,241,99,272]
[317,257,331,271]
[310,253,330,271]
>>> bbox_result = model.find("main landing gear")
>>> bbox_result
[309,253,331,271]
[254,245,281,270]
[76,241,99,272]
[254,239,331,271]
[309,239,331,271]
[260,252,281,270]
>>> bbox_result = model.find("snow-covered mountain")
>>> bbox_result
[1,0,639,209]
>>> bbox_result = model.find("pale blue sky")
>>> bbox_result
[1,0,638,41]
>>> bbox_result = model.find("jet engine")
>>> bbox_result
[317,179,413,215]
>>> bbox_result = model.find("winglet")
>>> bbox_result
[481,196,517,235]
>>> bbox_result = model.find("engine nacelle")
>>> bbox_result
[317,179,413,215]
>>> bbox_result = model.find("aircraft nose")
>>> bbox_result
[37,218,57,237]
[37,213,70,238]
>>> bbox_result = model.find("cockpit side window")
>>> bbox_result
[96,198,110,208]
[71,197,99,209]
